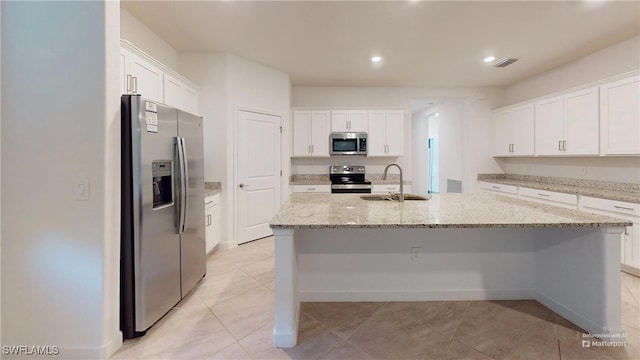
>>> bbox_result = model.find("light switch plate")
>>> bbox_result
[75,176,90,201]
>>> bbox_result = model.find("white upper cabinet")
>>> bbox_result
[292,110,330,157]
[564,87,599,155]
[120,41,200,114]
[164,73,200,115]
[121,47,164,103]
[534,96,564,156]
[331,110,368,132]
[368,110,404,157]
[534,87,599,156]
[493,105,534,156]
[600,76,640,155]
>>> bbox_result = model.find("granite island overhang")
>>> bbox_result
[269,193,631,347]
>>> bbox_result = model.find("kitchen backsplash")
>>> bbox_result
[499,157,640,185]
[291,157,406,175]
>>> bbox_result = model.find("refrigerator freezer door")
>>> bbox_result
[133,97,182,331]
[177,110,206,296]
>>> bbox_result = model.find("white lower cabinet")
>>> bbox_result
[372,184,401,193]
[478,181,518,198]
[579,196,640,275]
[291,185,331,193]
[205,194,221,254]
[518,187,578,210]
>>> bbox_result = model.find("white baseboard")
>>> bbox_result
[622,264,640,277]
[299,288,534,302]
[535,290,626,340]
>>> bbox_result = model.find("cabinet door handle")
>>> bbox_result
[205,201,213,205]
[307,187,316,191]
[563,140,567,151]
[132,76,138,94]
[311,144,314,153]
[558,140,562,151]
[308,145,312,154]
[126,74,132,93]
[537,193,550,197]
[614,205,634,211]
[492,185,500,189]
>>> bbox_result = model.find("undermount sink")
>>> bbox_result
[360,194,429,201]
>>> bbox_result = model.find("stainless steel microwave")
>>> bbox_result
[330,133,367,155]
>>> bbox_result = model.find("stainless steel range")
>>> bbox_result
[329,165,372,193]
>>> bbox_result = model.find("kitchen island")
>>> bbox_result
[269,193,631,347]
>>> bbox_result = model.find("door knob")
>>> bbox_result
[239,183,249,189]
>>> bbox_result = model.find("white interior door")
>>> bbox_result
[237,110,282,244]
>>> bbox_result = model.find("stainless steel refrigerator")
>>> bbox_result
[120,95,206,339]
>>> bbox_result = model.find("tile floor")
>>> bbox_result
[111,236,640,360]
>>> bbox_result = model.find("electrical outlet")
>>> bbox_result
[579,166,588,176]
[411,247,421,261]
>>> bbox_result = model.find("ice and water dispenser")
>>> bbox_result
[152,160,173,208]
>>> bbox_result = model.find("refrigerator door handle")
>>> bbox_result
[180,138,189,233]
[176,137,187,234]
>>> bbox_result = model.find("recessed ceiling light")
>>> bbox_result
[371,56,382,63]
[483,56,496,63]
[435,113,439,116]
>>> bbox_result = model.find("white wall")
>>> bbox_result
[120,8,178,71]
[502,35,640,106]
[179,53,291,248]
[1,2,121,359]
[292,87,504,193]
[498,35,640,185]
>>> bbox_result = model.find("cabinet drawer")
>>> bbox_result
[579,196,640,218]
[479,181,518,195]
[519,187,577,206]
[291,185,331,193]
[372,184,401,193]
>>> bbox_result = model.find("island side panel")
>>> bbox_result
[295,228,536,301]
[534,227,624,340]
[272,228,300,348]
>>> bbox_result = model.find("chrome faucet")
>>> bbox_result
[382,163,404,202]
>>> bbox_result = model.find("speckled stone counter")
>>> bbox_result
[270,193,629,229]
[205,182,221,197]
[478,174,640,203]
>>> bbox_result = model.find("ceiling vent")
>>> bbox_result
[493,58,519,68]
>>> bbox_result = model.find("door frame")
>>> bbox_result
[232,106,284,246]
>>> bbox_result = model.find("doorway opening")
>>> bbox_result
[411,99,463,196]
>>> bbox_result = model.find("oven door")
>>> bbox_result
[331,184,372,193]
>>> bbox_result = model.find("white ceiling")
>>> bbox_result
[121,1,640,88]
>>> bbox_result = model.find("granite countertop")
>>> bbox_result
[205,182,221,197]
[478,174,640,204]
[270,193,630,229]
[289,174,412,186]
